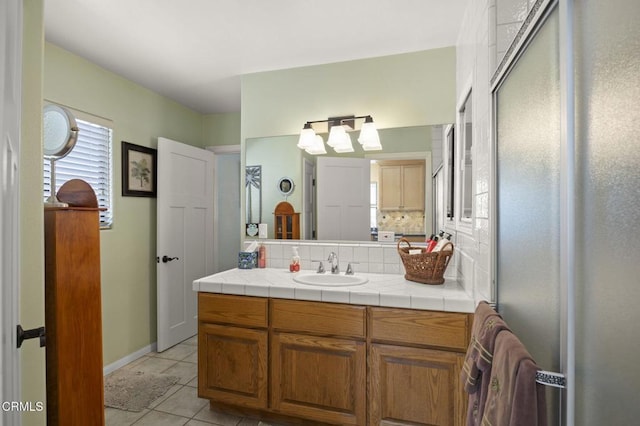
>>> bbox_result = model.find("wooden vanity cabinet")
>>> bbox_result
[198,294,268,409]
[270,300,367,425]
[369,307,471,426]
[197,295,471,426]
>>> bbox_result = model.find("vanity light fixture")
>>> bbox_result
[297,115,382,155]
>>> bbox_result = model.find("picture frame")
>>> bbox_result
[122,141,157,197]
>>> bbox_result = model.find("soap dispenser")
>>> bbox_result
[258,243,266,268]
[289,246,300,272]
[432,232,452,251]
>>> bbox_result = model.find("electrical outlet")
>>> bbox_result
[258,223,268,238]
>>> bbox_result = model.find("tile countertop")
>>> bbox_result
[192,268,475,313]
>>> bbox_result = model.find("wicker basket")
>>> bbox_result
[397,238,454,285]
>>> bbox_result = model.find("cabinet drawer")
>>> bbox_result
[271,299,366,339]
[369,307,470,352]
[198,293,268,328]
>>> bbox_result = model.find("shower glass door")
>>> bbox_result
[494,5,561,424]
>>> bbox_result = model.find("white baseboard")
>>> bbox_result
[103,342,157,376]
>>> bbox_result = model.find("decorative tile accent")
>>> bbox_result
[376,210,426,235]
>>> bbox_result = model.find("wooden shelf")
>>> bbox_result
[45,207,105,425]
[273,201,300,240]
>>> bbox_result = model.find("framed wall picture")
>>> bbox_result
[122,141,157,197]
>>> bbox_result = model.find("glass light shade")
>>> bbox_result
[358,121,382,150]
[297,124,316,149]
[327,125,347,147]
[305,135,327,155]
[333,131,354,153]
[327,125,354,152]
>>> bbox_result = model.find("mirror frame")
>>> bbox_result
[43,104,79,159]
[277,176,294,196]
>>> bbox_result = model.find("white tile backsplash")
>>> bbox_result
[245,241,411,281]
[353,246,369,263]
[368,247,384,264]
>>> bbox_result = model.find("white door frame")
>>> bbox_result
[1,0,22,423]
[302,158,315,240]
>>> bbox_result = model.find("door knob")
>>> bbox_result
[161,255,179,263]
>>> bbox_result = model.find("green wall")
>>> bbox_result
[43,43,205,366]
[240,48,455,233]
[246,135,304,238]
[241,47,456,140]
[203,112,241,146]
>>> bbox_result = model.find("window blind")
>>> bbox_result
[44,119,113,228]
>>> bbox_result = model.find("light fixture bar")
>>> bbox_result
[297,114,382,155]
[305,115,371,126]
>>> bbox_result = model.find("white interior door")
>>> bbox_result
[157,137,214,352]
[1,0,22,423]
[316,157,370,241]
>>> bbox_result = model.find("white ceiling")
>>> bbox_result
[44,0,469,114]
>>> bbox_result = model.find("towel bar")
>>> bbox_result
[487,301,566,389]
[536,370,566,388]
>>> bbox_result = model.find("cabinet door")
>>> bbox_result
[271,332,366,425]
[401,163,425,210]
[198,323,267,409]
[370,344,466,426]
[379,165,402,210]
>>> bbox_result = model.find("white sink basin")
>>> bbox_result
[293,273,368,287]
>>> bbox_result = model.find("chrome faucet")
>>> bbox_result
[327,252,339,274]
[311,260,325,274]
[345,262,359,275]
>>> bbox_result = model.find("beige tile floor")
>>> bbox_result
[105,335,281,426]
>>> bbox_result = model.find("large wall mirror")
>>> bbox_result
[245,124,450,243]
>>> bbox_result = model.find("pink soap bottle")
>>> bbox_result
[426,234,439,252]
[258,244,266,268]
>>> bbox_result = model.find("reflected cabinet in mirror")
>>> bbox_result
[245,125,450,242]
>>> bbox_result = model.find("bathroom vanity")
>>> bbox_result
[193,268,474,426]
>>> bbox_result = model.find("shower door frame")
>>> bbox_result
[490,0,575,425]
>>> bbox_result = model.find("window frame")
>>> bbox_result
[43,104,114,229]
[456,81,474,231]
[444,124,455,221]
